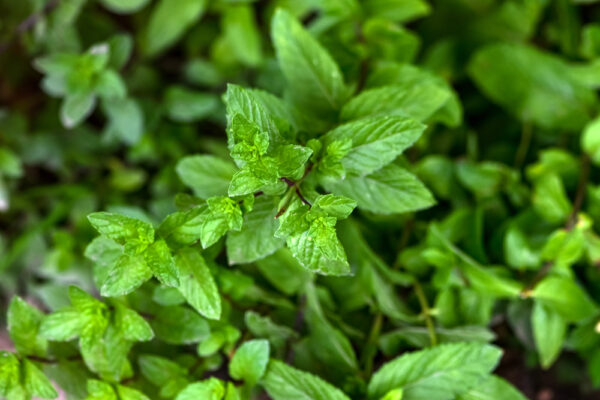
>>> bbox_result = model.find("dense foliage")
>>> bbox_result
[2,0,600,399]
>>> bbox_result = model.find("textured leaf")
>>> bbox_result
[87,212,154,245]
[23,360,58,399]
[101,253,153,297]
[368,342,503,400]
[261,360,351,400]
[117,385,151,400]
[325,164,435,214]
[271,9,349,117]
[340,83,449,123]
[175,249,221,320]
[7,297,47,356]
[457,375,528,400]
[322,116,425,175]
[144,239,179,287]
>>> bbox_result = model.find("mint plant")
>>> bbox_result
[3,0,600,399]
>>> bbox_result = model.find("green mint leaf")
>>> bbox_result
[255,249,312,296]
[177,155,236,199]
[99,0,150,14]
[366,63,462,127]
[138,355,189,390]
[468,43,595,131]
[457,375,528,400]
[144,0,207,57]
[261,360,351,400]
[322,116,425,175]
[276,200,351,276]
[61,92,96,129]
[39,308,85,341]
[305,284,359,374]
[152,306,210,344]
[532,301,566,369]
[143,239,179,287]
[7,297,47,356]
[102,97,144,145]
[244,311,299,353]
[200,196,243,248]
[175,378,225,400]
[582,115,600,165]
[531,276,597,322]
[165,86,219,122]
[0,352,20,397]
[114,304,154,342]
[222,5,263,67]
[101,253,153,297]
[325,164,435,214]
[175,248,222,320]
[224,85,285,145]
[117,385,151,400]
[87,212,154,245]
[86,379,117,400]
[230,114,270,161]
[23,359,58,399]
[363,0,430,23]
[229,339,270,385]
[313,194,357,219]
[273,145,313,180]
[340,83,449,123]
[95,70,127,100]
[227,196,285,264]
[153,285,186,306]
[367,342,503,400]
[271,9,350,118]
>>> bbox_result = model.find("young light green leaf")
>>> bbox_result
[0,352,20,397]
[261,360,351,400]
[143,239,179,287]
[114,304,154,342]
[177,155,236,199]
[368,342,503,399]
[229,339,270,385]
[271,9,349,117]
[87,212,154,245]
[39,309,85,341]
[101,253,153,297]
[325,164,435,214]
[7,297,47,356]
[532,301,566,369]
[117,385,151,400]
[322,116,425,175]
[175,378,225,400]
[103,98,144,145]
[175,248,222,320]
[86,379,117,400]
[23,359,58,399]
